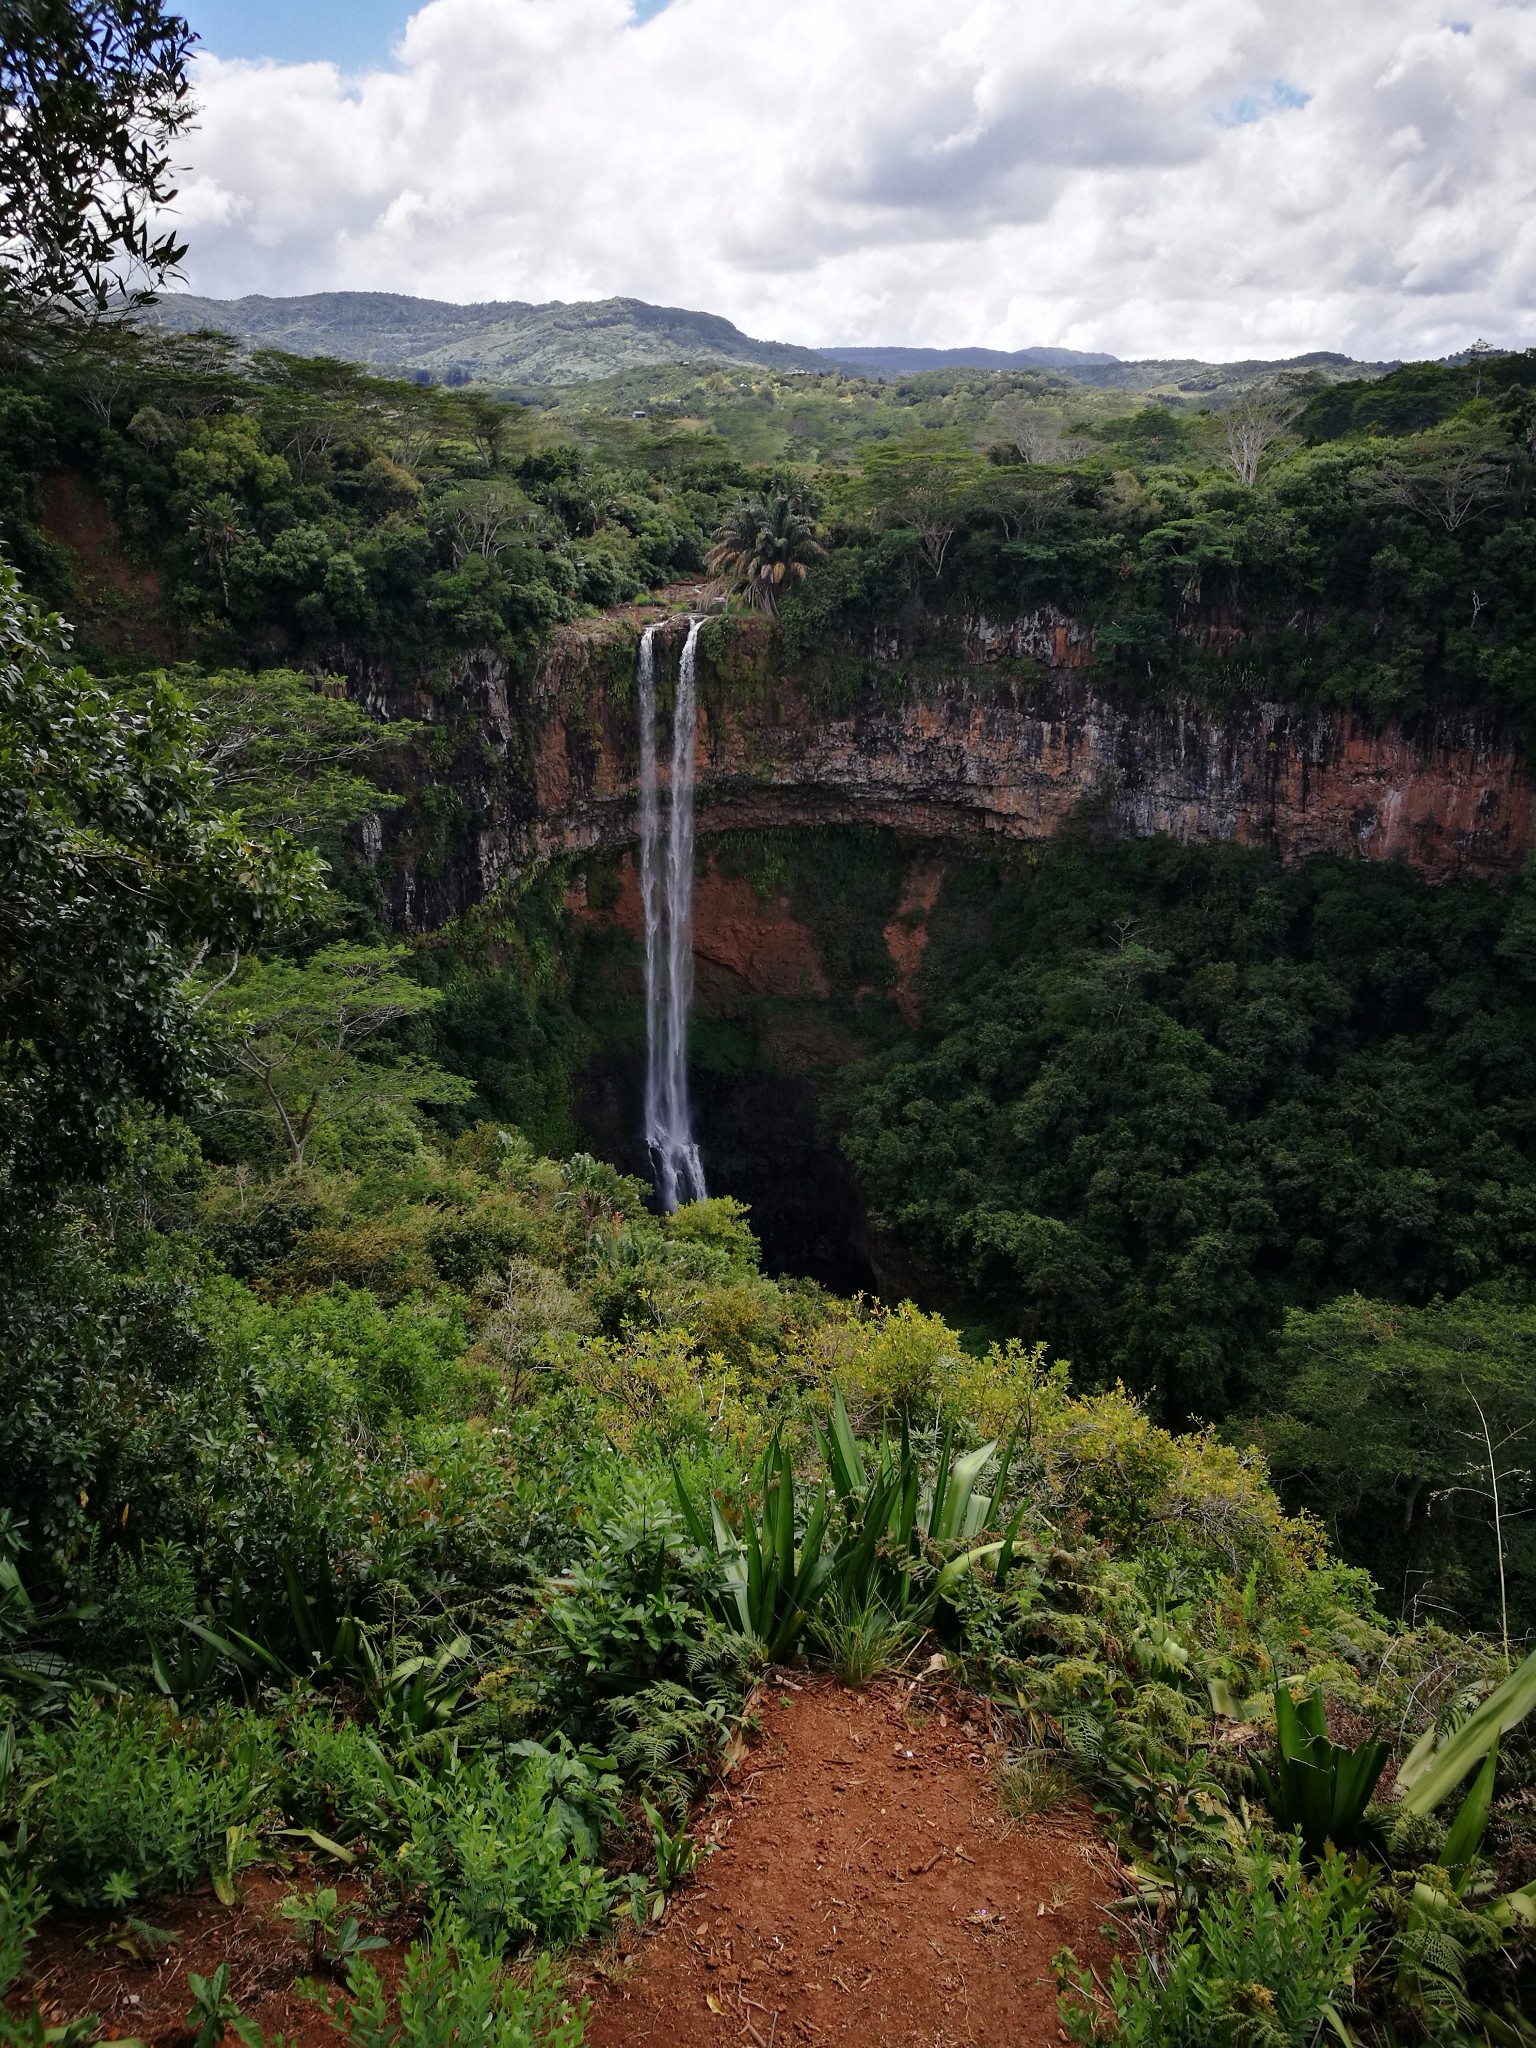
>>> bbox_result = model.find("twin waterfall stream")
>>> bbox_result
[636,618,707,1211]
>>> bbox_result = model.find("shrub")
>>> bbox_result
[424,1209,534,1292]
[808,1300,966,1426]
[308,1911,586,2048]
[392,1753,613,1951]
[539,1483,715,1729]
[567,1326,744,1456]
[1059,1843,1374,2047]
[78,1537,198,1668]
[16,1697,275,1908]
[215,1280,470,1433]
[1039,1386,1325,1594]
[273,1217,438,1301]
[665,1197,761,1271]
[0,1870,44,1999]
[274,1710,402,1845]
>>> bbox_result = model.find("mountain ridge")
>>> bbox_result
[825,344,1121,376]
[143,290,829,385]
[144,288,1390,392]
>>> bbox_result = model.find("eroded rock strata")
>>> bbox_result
[359,609,1536,928]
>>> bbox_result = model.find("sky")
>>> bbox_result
[167,0,1536,361]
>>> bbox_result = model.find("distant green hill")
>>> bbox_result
[824,344,1396,392]
[143,290,830,385]
[143,289,1396,397]
[825,344,1121,375]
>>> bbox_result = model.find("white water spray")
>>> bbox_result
[637,618,707,1210]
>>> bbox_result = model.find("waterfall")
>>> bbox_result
[636,618,707,1211]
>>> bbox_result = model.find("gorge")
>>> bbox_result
[349,600,1536,1310]
[367,601,1536,938]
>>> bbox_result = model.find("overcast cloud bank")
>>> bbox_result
[174,0,1536,360]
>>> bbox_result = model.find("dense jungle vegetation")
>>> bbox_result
[4,8,1536,2037]
[5,521,1536,2037]
[4,304,1536,736]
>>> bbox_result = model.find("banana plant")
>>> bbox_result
[1395,1642,1536,1816]
[674,1434,832,1661]
[1251,1686,1389,1857]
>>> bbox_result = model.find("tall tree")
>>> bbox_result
[850,441,987,576]
[0,562,320,1203]
[181,666,416,843]
[207,942,472,1168]
[0,0,195,312]
[1250,1292,1536,1634]
[1217,384,1296,487]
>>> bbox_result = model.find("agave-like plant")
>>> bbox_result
[675,1396,1022,1663]
[1251,1686,1389,1857]
[818,1390,1021,1615]
[706,495,826,617]
[1395,1642,1536,1816]
[674,1434,831,1662]
[1257,1682,1521,1887]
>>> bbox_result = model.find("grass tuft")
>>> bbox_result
[993,1749,1076,1823]
[808,1592,917,1687]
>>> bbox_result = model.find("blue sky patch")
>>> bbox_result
[181,1,411,69]
[1217,77,1312,127]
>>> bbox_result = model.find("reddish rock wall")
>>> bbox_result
[588,851,831,999]
[369,609,1536,929]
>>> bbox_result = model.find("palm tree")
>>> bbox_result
[707,494,826,616]
[187,492,249,607]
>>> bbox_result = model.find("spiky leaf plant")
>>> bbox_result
[1396,1643,1536,1816]
[1251,1686,1388,1857]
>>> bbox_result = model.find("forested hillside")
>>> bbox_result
[3,319,1533,735]
[145,290,830,386]
[140,288,1389,395]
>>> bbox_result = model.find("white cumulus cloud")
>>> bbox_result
[170,0,1536,359]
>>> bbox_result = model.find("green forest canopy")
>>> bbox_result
[0,318,1534,736]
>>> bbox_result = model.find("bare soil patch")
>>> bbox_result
[581,1672,1119,2048]
[13,1870,394,2048]
[35,471,183,661]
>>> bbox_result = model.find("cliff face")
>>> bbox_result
[363,608,1536,928]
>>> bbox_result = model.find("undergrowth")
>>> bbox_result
[2,1127,1533,2042]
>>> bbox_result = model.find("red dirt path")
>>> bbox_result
[9,1678,1118,2047]
[581,1672,1119,2048]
